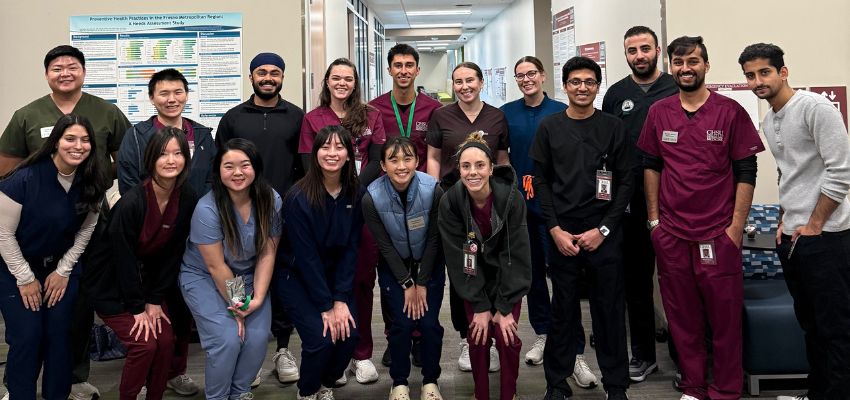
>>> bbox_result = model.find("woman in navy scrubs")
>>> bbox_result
[277,125,363,400]
[0,114,109,400]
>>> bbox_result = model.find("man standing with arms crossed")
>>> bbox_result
[602,25,677,383]
[215,52,304,385]
[740,43,850,400]
[637,36,763,400]
[0,44,130,400]
[369,43,442,368]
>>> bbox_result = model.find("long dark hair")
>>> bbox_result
[319,58,374,140]
[143,127,191,189]
[210,138,277,257]
[5,114,108,212]
[289,125,359,208]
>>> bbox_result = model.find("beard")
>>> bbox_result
[675,73,705,92]
[253,80,282,100]
[629,56,658,80]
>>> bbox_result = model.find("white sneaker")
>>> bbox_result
[167,374,200,396]
[237,393,254,400]
[570,354,599,389]
[776,396,809,400]
[297,393,318,400]
[525,334,546,365]
[273,348,300,383]
[136,387,147,400]
[251,369,264,388]
[488,345,500,372]
[389,384,411,400]
[69,382,101,400]
[317,385,335,400]
[680,395,700,400]
[458,340,472,372]
[349,359,379,384]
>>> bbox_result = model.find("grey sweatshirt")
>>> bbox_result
[763,90,850,234]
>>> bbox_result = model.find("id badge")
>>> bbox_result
[698,241,716,265]
[189,140,195,159]
[596,170,613,201]
[463,240,478,277]
[355,160,362,174]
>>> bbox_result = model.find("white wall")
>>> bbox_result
[324,0,350,65]
[462,0,536,107]
[417,52,449,94]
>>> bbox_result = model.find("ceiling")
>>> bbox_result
[368,0,515,52]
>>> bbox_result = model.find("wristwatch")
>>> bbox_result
[647,219,660,230]
[598,225,610,237]
[401,277,415,289]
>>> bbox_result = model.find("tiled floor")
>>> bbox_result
[1,286,806,399]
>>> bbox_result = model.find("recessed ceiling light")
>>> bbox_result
[409,23,463,28]
[406,10,472,16]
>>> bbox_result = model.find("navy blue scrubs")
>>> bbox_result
[0,158,90,400]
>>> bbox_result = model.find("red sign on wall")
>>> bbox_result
[809,86,848,129]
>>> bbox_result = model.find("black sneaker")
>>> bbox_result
[672,371,682,392]
[543,386,571,400]
[381,347,392,367]
[605,388,629,400]
[411,337,422,367]
[628,357,658,382]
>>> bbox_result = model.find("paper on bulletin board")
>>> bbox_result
[706,83,760,128]
[551,7,576,102]
[70,13,243,135]
[494,67,506,102]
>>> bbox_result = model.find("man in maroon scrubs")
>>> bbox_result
[637,36,764,400]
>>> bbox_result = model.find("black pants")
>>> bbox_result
[543,224,628,395]
[778,230,850,400]
[622,194,657,363]
[449,280,468,339]
[271,284,295,349]
[69,284,94,383]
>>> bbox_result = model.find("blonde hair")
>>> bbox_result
[454,131,494,164]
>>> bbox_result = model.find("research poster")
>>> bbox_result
[578,41,607,109]
[70,13,243,134]
[551,7,576,102]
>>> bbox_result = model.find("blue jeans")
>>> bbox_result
[377,262,445,386]
[0,263,79,400]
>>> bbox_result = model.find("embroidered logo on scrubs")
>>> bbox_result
[363,128,373,137]
[706,130,724,142]
[416,121,428,131]
[621,99,634,112]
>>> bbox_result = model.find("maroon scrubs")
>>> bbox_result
[298,105,386,169]
[637,91,764,400]
[369,92,441,172]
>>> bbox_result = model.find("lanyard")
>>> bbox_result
[390,92,417,138]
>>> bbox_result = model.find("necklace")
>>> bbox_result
[57,168,76,177]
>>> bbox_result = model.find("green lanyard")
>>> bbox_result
[390,92,417,138]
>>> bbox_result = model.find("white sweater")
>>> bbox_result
[763,90,850,234]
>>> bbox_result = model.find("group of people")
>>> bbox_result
[0,22,848,400]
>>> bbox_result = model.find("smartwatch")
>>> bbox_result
[647,219,660,230]
[599,225,610,237]
[401,277,415,289]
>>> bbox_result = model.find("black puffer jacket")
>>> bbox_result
[438,165,531,315]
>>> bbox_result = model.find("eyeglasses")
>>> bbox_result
[566,79,599,88]
[514,70,539,81]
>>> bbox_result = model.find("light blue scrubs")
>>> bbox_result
[179,191,281,400]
